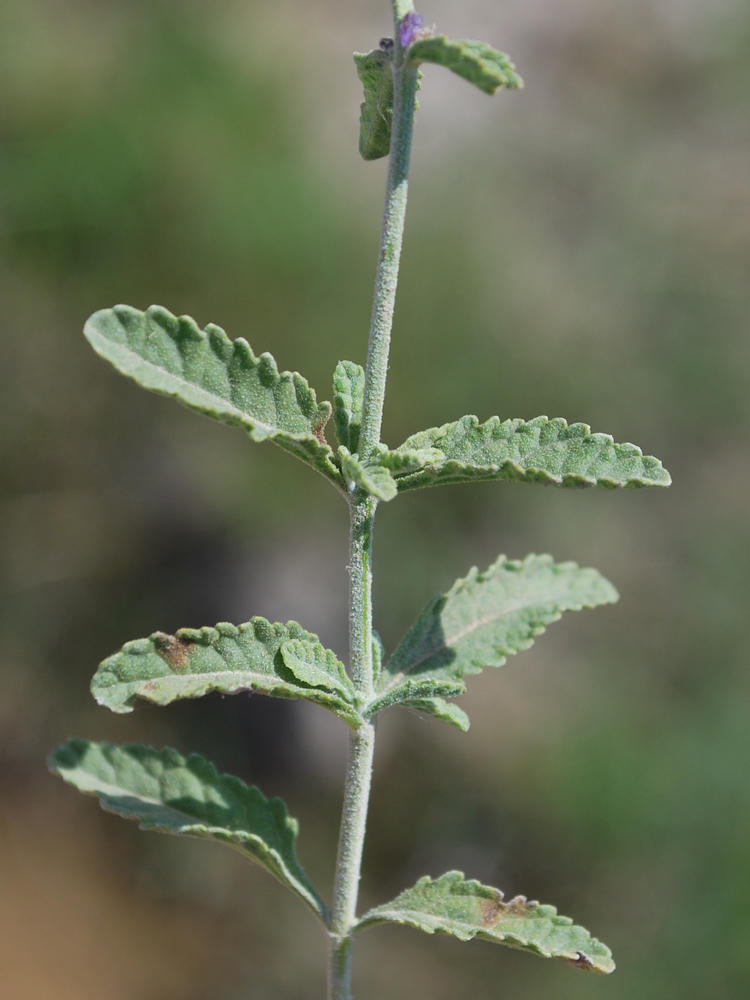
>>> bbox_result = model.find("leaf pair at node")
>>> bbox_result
[84,305,671,504]
[52,550,619,963]
[355,29,523,162]
[87,551,618,734]
[49,741,613,972]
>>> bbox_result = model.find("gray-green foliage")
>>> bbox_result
[339,445,399,501]
[85,304,342,485]
[395,415,671,491]
[408,37,523,95]
[354,51,394,160]
[50,739,327,920]
[333,361,365,453]
[373,554,618,727]
[356,872,614,973]
[52,6,673,996]
[90,617,362,726]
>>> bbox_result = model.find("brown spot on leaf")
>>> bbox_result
[480,892,530,928]
[153,632,194,672]
[313,425,328,446]
[565,951,595,970]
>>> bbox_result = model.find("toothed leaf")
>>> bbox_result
[356,871,614,973]
[333,361,365,452]
[49,740,327,920]
[339,446,398,501]
[394,415,671,491]
[90,618,361,727]
[398,697,471,731]
[84,304,342,485]
[373,444,444,476]
[354,50,394,161]
[380,555,618,702]
[366,678,465,716]
[280,639,354,701]
[408,37,522,95]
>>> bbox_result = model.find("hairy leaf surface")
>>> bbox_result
[372,443,444,476]
[366,679,469,730]
[85,304,342,484]
[356,872,614,973]
[394,415,671,491]
[408,37,522,94]
[396,696,471,731]
[50,740,326,919]
[354,50,394,160]
[91,618,361,726]
[339,446,398,501]
[333,361,365,452]
[380,555,618,702]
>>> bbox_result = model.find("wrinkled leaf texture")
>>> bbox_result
[91,618,362,727]
[333,360,365,452]
[395,415,671,491]
[85,304,342,485]
[50,740,327,920]
[356,872,614,973]
[376,555,618,726]
[408,37,523,94]
[354,50,394,161]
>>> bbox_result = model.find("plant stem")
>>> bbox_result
[328,495,376,1000]
[358,35,419,460]
[328,719,375,1000]
[327,11,419,997]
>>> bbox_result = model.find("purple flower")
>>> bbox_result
[399,11,423,48]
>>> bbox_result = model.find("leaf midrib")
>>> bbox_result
[77,772,292,859]
[361,906,544,938]
[104,666,356,703]
[100,333,321,445]
[380,587,578,694]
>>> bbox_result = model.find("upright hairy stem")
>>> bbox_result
[358,23,419,461]
[328,7,418,998]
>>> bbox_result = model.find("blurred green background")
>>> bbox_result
[1,0,749,997]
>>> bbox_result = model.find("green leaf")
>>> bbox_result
[366,678,465,714]
[84,304,342,486]
[355,871,614,973]
[408,37,522,95]
[339,446,398,502]
[280,639,354,701]
[354,50,394,161]
[333,360,365,452]
[379,554,618,702]
[394,415,671,491]
[90,618,362,727]
[49,740,327,921]
[371,629,385,684]
[394,696,471,731]
[372,443,444,476]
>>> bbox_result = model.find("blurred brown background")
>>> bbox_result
[1,0,749,997]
